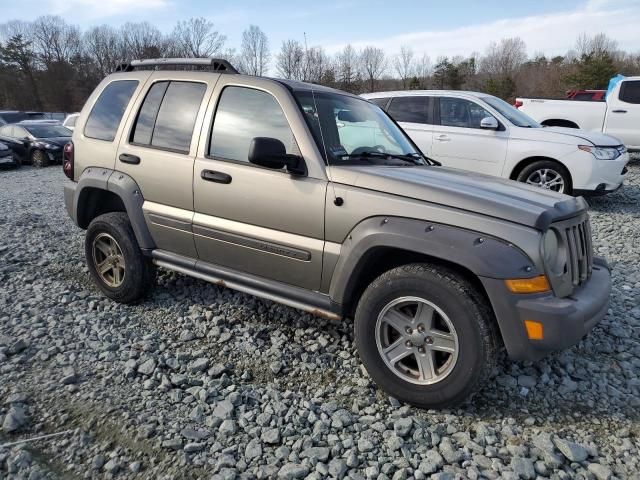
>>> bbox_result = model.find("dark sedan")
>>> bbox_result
[0,123,71,167]
[0,141,19,168]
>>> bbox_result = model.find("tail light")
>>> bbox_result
[63,141,74,180]
[514,100,523,109]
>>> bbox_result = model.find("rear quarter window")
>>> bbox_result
[84,80,139,141]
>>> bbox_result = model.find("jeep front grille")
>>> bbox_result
[563,218,593,286]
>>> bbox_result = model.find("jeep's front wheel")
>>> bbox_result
[354,264,498,409]
[85,212,155,303]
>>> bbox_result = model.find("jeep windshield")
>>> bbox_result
[293,89,428,166]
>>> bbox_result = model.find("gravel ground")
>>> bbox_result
[1,157,639,480]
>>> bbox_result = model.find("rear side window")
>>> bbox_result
[131,81,206,153]
[84,80,138,141]
[619,80,640,104]
[209,86,297,163]
[387,97,431,124]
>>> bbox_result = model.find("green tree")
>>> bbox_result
[0,34,42,109]
[565,52,616,89]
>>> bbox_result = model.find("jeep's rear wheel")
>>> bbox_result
[85,212,155,303]
[354,264,498,409]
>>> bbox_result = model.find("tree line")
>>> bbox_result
[1,15,639,113]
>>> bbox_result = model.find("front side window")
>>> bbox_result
[85,80,139,141]
[619,80,640,104]
[482,96,539,128]
[294,90,422,166]
[387,96,431,124]
[210,86,297,162]
[131,81,206,153]
[439,97,495,129]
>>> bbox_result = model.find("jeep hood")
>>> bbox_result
[329,165,588,229]
[513,126,622,146]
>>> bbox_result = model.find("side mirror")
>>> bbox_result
[480,116,499,130]
[248,137,306,175]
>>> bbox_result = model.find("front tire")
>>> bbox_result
[85,212,155,303]
[354,264,498,409]
[30,149,49,168]
[516,160,572,195]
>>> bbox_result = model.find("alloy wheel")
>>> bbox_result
[525,168,565,193]
[92,233,126,288]
[375,296,459,385]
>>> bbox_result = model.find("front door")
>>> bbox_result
[604,79,640,148]
[431,96,508,176]
[193,82,327,290]
[116,73,215,258]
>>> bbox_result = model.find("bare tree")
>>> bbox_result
[575,32,618,58]
[239,25,270,75]
[360,46,386,92]
[171,17,226,58]
[276,39,304,80]
[32,16,82,66]
[394,46,414,89]
[84,25,124,77]
[303,46,329,83]
[336,44,360,92]
[480,37,527,76]
[415,53,431,88]
[121,22,167,59]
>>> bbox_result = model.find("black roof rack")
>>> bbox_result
[115,58,238,74]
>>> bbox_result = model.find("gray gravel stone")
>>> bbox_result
[553,437,589,462]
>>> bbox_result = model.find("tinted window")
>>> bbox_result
[387,97,431,124]
[619,80,640,104]
[210,87,297,162]
[132,82,169,145]
[368,97,389,109]
[152,82,206,152]
[84,80,138,141]
[439,97,494,129]
[24,125,71,138]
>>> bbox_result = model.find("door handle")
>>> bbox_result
[119,153,141,164]
[612,109,627,113]
[435,135,451,142]
[201,170,232,184]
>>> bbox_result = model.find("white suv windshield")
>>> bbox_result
[482,96,540,128]
[293,89,426,166]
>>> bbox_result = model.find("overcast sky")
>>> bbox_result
[3,0,639,59]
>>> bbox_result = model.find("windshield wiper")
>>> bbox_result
[346,151,437,166]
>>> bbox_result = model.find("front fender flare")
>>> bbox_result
[328,216,540,306]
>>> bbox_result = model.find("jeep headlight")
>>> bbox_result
[542,229,566,275]
[578,145,621,160]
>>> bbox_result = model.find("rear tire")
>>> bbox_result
[354,263,498,409]
[30,149,48,168]
[85,212,155,303]
[516,160,572,195]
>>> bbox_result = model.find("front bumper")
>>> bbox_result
[481,256,611,361]
[567,150,629,193]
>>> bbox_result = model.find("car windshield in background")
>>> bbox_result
[482,96,540,128]
[25,125,72,138]
[293,90,424,166]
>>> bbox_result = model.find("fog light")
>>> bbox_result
[524,320,544,340]
[504,275,550,294]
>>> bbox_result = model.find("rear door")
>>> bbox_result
[604,80,640,148]
[431,96,508,176]
[116,72,217,258]
[386,96,434,156]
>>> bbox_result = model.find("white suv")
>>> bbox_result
[362,91,629,195]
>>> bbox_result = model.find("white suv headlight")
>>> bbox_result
[578,145,621,160]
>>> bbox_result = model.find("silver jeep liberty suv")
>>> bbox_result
[63,58,611,408]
